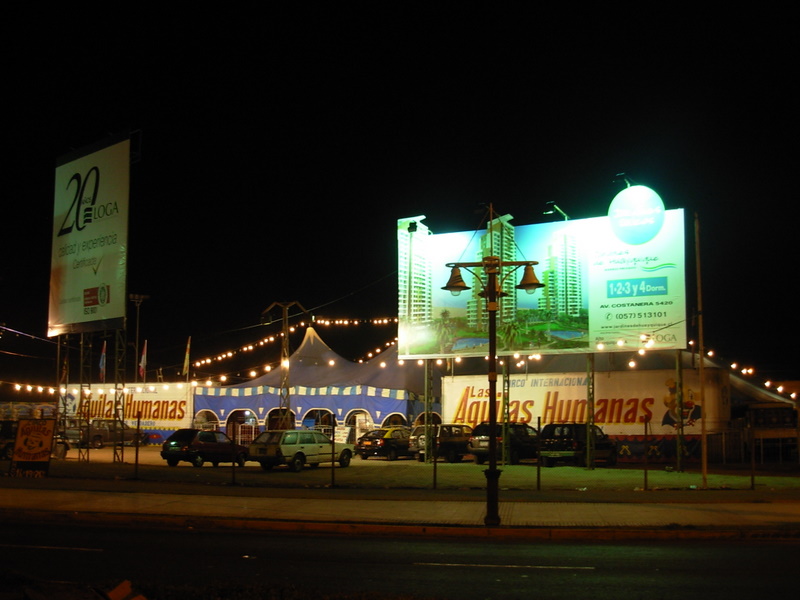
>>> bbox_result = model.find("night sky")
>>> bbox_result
[2,6,797,389]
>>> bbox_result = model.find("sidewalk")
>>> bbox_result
[2,447,800,540]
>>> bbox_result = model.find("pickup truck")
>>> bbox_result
[65,418,147,449]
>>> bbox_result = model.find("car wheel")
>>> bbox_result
[166,458,179,467]
[192,455,204,468]
[260,461,273,471]
[416,453,425,462]
[339,450,352,468]
[541,456,553,468]
[474,454,486,465]
[386,448,397,461]
[606,451,617,467]
[236,454,246,468]
[288,454,304,472]
[510,450,520,465]
[91,436,104,449]
[445,449,457,463]
[360,453,369,460]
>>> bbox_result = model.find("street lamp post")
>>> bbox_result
[442,256,543,526]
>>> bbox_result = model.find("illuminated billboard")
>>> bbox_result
[48,136,130,337]
[397,187,686,359]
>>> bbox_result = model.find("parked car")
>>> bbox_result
[538,422,618,467]
[248,429,354,471]
[65,418,148,449]
[356,426,412,461]
[409,423,473,463]
[1,420,18,460]
[467,421,538,465]
[160,428,248,467]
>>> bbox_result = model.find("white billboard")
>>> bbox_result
[62,382,194,433]
[441,368,728,437]
[48,137,130,336]
[397,186,686,358]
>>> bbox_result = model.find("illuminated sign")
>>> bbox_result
[397,188,686,358]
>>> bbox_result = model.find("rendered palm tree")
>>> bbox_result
[500,320,522,351]
[434,310,456,353]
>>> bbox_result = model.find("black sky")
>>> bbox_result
[2,6,798,386]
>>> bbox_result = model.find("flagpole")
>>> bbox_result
[183,336,191,383]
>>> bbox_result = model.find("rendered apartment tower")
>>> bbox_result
[397,216,433,329]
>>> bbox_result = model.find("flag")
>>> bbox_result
[139,340,147,380]
[181,336,191,376]
[99,341,107,383]
[60,355,68,384]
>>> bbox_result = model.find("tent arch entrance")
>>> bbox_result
[266,408,295,430]
[226,409,259,445]
[413,412,442,426]
[346,409,374,442]
[381,413,408,428]
[194,409,219,431]
[301,408,336,436]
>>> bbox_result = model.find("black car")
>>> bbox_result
[356,426,412,461]
[467,422,538,465]
[160,428,248,467]
[409,423,473,463]
[538,423,618,467]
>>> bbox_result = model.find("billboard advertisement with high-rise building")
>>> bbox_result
[397,190,686,359]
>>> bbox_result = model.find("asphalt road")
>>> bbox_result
[1,520,796,600]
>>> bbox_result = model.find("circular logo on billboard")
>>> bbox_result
[608,185,665,245]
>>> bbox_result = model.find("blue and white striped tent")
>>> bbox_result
[193,327,438,429]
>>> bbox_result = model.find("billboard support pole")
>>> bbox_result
[586,353,595,469]
[695,213,708,488]
[676,350,685,471]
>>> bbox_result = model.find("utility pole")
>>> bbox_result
[262,301,308,430]
[129,294,149,383]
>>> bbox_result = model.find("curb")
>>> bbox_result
[5,508,800,541]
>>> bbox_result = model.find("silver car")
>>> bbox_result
[248,429,354,472]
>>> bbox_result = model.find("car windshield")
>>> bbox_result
[473,424,524,436]
[167,429,197,443]
[473,425,500,436]
[254,431,286,444]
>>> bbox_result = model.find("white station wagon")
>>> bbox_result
[248,429,355,472]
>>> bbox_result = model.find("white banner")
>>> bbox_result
[441,368,728,437]
[63,382,194,431]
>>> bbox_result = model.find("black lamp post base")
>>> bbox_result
[483,467,502,526]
